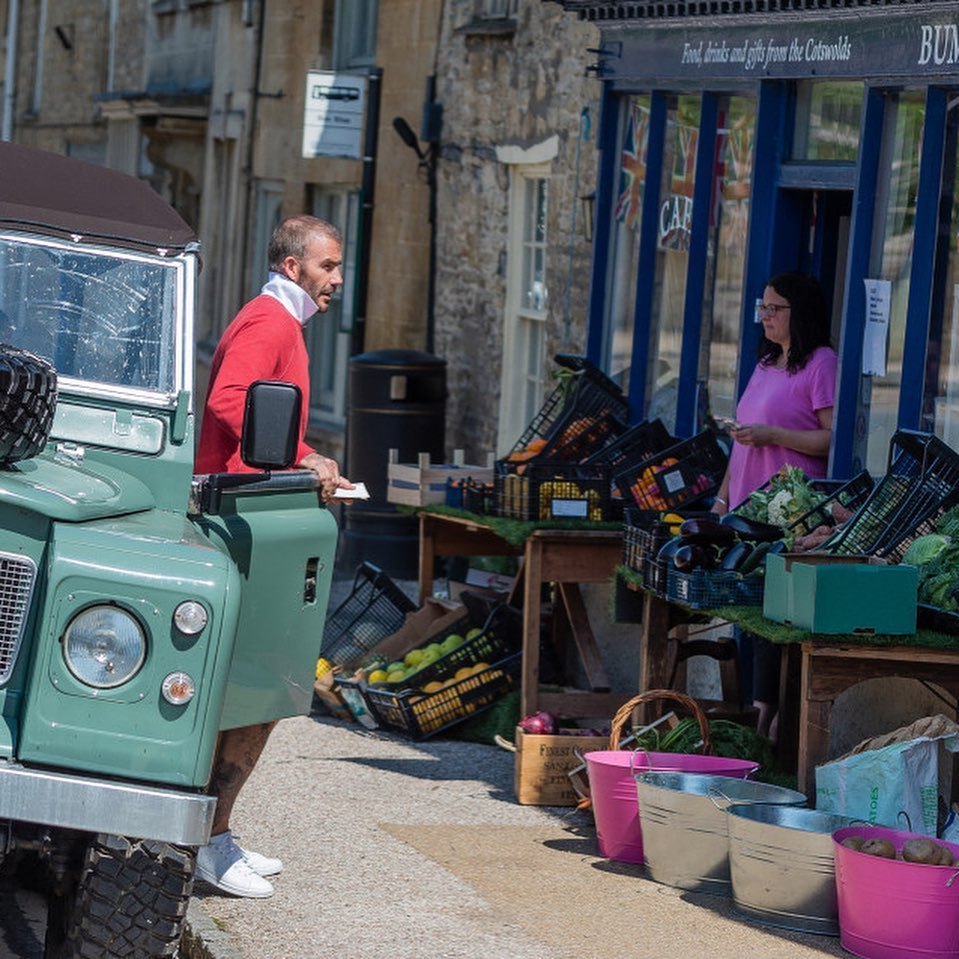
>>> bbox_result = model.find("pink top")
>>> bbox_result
[727,345,837,509]
[196,294,314,474]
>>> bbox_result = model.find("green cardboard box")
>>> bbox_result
[763,552,918,635]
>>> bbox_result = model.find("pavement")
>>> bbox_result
[179,577,849,959]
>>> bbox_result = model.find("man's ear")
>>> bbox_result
[279,255,300,281]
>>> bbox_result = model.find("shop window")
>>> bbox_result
[605,94,652,396]
[933,105,959,449]
[793,81,863,162]
[498,167,549,454]
[479,0,518,16]
[334,0,377,70]
[646,95,701,432]
[865,89,925,475]
[697,95,757,421]
[307,189,359,423]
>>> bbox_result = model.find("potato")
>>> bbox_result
[841,836,865,851]
[937,844,955,867]
[860,838,896,859]
[902,838,942,864]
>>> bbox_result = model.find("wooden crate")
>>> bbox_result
[387,449,493,507]
[513,727,609,806]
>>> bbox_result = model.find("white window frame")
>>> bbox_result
[497,160,551,455]
[480,0,518,17]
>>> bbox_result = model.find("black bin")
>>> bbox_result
[341,349,446,580]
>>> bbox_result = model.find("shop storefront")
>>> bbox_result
[556,0,959,479]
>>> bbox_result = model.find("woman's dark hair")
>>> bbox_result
[758,271,831,372]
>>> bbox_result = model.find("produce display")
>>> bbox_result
[904,505,959,612]
[656,515,787,576]
[840,834,955,865]
[736,465,822,527]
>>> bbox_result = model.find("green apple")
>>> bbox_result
[386,661,405,674]
[465,627,483,641]
[440,633,464,654]
[404,648,425,668]
[419,648,441,667]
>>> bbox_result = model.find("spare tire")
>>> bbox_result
[0,345,57,465]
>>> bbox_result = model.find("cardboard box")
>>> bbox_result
[387,450,493,507]
[763,552,918,635]
[514,727,609,805]
[312,672,353,722]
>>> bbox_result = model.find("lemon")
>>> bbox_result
[386,670,406,684]
[367,669,389,684]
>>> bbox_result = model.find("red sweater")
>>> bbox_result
[196,295,314,473]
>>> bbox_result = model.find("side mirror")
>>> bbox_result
[241,380,301,470]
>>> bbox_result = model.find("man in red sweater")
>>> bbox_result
[195,214,353,898]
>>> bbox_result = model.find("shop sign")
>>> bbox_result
[602,10,959,83]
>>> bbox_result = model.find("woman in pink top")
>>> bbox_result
[713,272,837,739]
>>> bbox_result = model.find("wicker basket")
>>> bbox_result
[608,689,713,754]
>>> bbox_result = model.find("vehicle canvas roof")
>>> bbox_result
[0,140,197,253]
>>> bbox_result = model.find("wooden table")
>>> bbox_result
[636,587,959,795]
[417,512,628,720]
[798,641,959,794]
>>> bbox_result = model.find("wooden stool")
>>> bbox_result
[667,624,759,728]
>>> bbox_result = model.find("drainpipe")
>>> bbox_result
[351,66,382,358]
[2,0,20,141]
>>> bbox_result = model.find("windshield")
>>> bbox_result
[0,232,183,396]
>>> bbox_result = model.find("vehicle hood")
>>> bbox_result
[0,453,155,521]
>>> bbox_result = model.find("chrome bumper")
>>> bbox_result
[0,762,215,845]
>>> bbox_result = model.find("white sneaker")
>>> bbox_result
[233,833,283,877]
[195,831,275,898]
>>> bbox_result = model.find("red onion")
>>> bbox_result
[518,710,557,735]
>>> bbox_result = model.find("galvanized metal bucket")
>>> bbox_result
[635,771,807,896]
[727,804,857,935]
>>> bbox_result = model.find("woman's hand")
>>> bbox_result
[730,423,777,447]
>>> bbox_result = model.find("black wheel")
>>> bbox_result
[45,834,195,959]
[0,344,57,465]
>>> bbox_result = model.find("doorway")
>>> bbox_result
[776,187,852,348]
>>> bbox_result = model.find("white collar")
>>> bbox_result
[261,272,317,326]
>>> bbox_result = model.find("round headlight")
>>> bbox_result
[173,600,208,636]
[63,605,146,689]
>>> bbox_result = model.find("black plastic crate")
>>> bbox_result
[788,470,874,538]
[504,355,629,463]
[585,418,675,471]
[613,430,728,512]
[822,431,959,561]
[319,562,417,666]
[622,509,675,576]
[364,654,522,740]
[373,606,519,690]
[494,460,612,521]
[644,556,670,597]
[665,567,765,609]
[445,477,495,514]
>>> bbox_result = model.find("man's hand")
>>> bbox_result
[298,452,354,503]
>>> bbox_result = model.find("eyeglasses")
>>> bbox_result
[757,303,791,316]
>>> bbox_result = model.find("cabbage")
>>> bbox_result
[902,534,951,568]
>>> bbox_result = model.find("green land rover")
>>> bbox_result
[0,141,338,956]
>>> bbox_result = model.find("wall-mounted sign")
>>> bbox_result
[302,71,367,160]
[603,10,959,84]
[862,278,891,377]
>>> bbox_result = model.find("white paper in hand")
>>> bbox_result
[333,481,369,500]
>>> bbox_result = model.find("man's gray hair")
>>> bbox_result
[268,215,342,270]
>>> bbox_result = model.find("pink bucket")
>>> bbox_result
[584,750,759,863]
[833,825,959,959]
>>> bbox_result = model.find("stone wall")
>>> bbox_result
[431,2,600,460]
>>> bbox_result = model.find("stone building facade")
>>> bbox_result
[432,2,600,459]
[0,0,601,469]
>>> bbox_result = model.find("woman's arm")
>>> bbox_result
[731,407,833,457]
[711,467,731,515]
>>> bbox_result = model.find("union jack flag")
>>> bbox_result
[614,101,650,231]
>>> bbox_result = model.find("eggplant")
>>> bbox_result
[720,541,752,572]
[719,512,784,543]
[739,540,771,575]
[679,516,738,547]
[656,536,685,564]
[674,543,721,571]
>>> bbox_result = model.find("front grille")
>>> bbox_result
[0,552,37,684]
